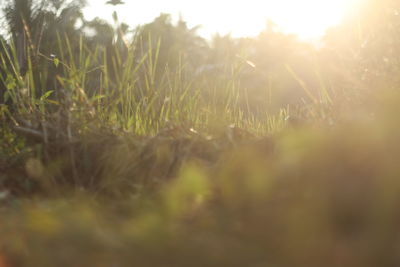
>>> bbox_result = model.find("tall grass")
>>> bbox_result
[0,34,296,196]
[4,27,396,267]
[1,35,292,135]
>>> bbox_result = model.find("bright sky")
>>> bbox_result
[84,0,358,40]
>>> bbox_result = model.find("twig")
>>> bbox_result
[13,125,43,140]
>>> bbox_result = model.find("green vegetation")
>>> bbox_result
[1,0,400,266]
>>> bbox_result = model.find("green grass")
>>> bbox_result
[0,35,292,193]
[2,105,400,266]
[1,31,399,267]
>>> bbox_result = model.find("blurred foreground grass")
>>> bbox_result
[1,91,400,267]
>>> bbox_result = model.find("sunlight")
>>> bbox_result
[219,0,357,39]
[84,0,359,39]
[268,0,358,38]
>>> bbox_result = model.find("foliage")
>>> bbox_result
[323,0,400,89]
[2,101,400,266]
[1,0,400,266]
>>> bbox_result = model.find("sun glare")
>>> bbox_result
[265,0,356,39]
[217,0,356,39]
[85,0,358,40]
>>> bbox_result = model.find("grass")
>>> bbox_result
[0,34,291,193]
[1,30,399,267]
[2,107,400,267]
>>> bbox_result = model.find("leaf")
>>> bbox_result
[45,99,59,105]
[91,94,106,101]
[54,58,59,67]
[40,90,54,101]
[5,75,16,90]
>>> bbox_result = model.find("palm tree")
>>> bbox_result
[2,0,87,74]
[1,0,89,107]
[2,0,36,75]
[137,14,207,76]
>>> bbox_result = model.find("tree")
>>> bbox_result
[136,14,208,80]
[2,0,87,76]
[323,0,400,88]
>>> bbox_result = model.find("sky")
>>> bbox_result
[84,0,359,40]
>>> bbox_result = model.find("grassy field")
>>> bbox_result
[1,11,400,266]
